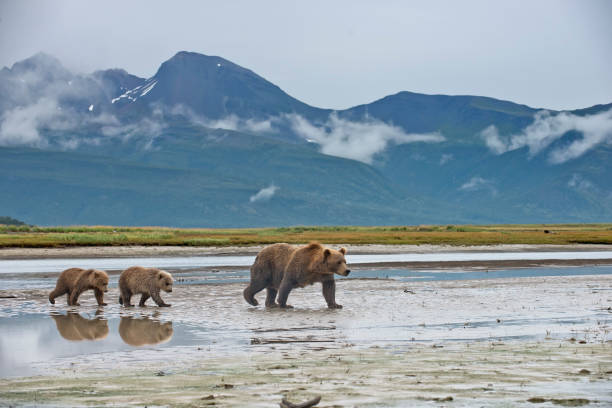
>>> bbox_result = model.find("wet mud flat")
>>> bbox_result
[0,275,611,407]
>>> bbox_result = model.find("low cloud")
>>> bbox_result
[459,176,497,195]
[0,58,167,149]
[0,97,165,149]
[568,174,595,193]
[439,153,453,165]
[249,184,278,203]
[481,108,612,163]
[287,113,444,164]
[0,97,66,147]
[169,105,272,134]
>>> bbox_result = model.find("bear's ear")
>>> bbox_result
[324,248,331,259]
[339,247,346,255]
[158,272,164,280]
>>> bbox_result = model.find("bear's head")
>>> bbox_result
[90,269,109,292]
[323,247,350,276]
[156,270,174,293]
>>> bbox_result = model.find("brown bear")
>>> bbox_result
[243,242,350,309]
[118,316,173,346]
[118,266,173,307]
[48,268,109,306]
[51,312,109,341]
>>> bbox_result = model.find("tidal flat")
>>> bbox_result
[0,251,611,407]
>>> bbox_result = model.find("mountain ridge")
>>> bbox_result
[1,51,610,227]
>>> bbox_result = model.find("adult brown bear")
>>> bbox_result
[243,242,350,309]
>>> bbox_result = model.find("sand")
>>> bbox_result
[0,274,611,407]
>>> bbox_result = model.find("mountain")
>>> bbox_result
[0,51,610,227]
[341,91,537,142]
[112,51,328,125]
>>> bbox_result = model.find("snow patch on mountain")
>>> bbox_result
[140,80,157,97]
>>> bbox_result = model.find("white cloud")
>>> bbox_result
[287,112,444,164]
[0,62,158,148]
[481,108,612,163]
[568,174,594,192]
[169,105,272,134]
[459,176,497,195]
[0,97,61,146]
[439,153,453,165]
[249,184,278,203]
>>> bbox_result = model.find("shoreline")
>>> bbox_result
[1,243,611,260]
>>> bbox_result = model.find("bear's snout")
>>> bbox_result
[167,288,173,292]
[345,269,351,276]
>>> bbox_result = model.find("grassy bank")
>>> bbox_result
[1,224,611,248]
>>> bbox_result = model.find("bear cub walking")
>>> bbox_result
[49,268,109,306]
[244,242,350,309]
[118,266,174,307]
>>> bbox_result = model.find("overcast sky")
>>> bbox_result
[1,0,610,110]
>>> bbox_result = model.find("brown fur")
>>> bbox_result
[118,266,173,307]
[243,242,350,309]
[119,316,173,346]
[51,312,109,341]
[48,268,109,306]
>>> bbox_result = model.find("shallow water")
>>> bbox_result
[1,269,610,378]
[2,250,612,274]
[2,263,612,290]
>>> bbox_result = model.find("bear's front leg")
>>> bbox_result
[277,279,294,309]
[150,288,171,307]
[94,288,107,306]
[322,279,342,309]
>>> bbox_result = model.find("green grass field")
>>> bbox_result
[1,224,611,248]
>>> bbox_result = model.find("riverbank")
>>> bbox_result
[2,243,611,259]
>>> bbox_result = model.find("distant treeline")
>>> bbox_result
[0,216,27,226]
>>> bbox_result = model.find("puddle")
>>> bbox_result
[0,311,219,377]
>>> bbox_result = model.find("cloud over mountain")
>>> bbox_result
[249,184,278,203]
[481,108,612,163]
[287,113,444,164]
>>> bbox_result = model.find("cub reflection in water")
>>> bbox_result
[50,312,109,341]
[119,315,173,346]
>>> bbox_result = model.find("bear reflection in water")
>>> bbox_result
[50,312,109,341]
[119,315,173,346]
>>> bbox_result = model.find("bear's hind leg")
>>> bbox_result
[49,287,67,305]
[243,279,267,306]
[69,288,83,306]
[277,279,294,309]
[139,294,149,306]
[265,287,279,307]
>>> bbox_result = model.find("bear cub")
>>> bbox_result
[118,266,174,307]
[244,242,350,309]
[49,268,109,306]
